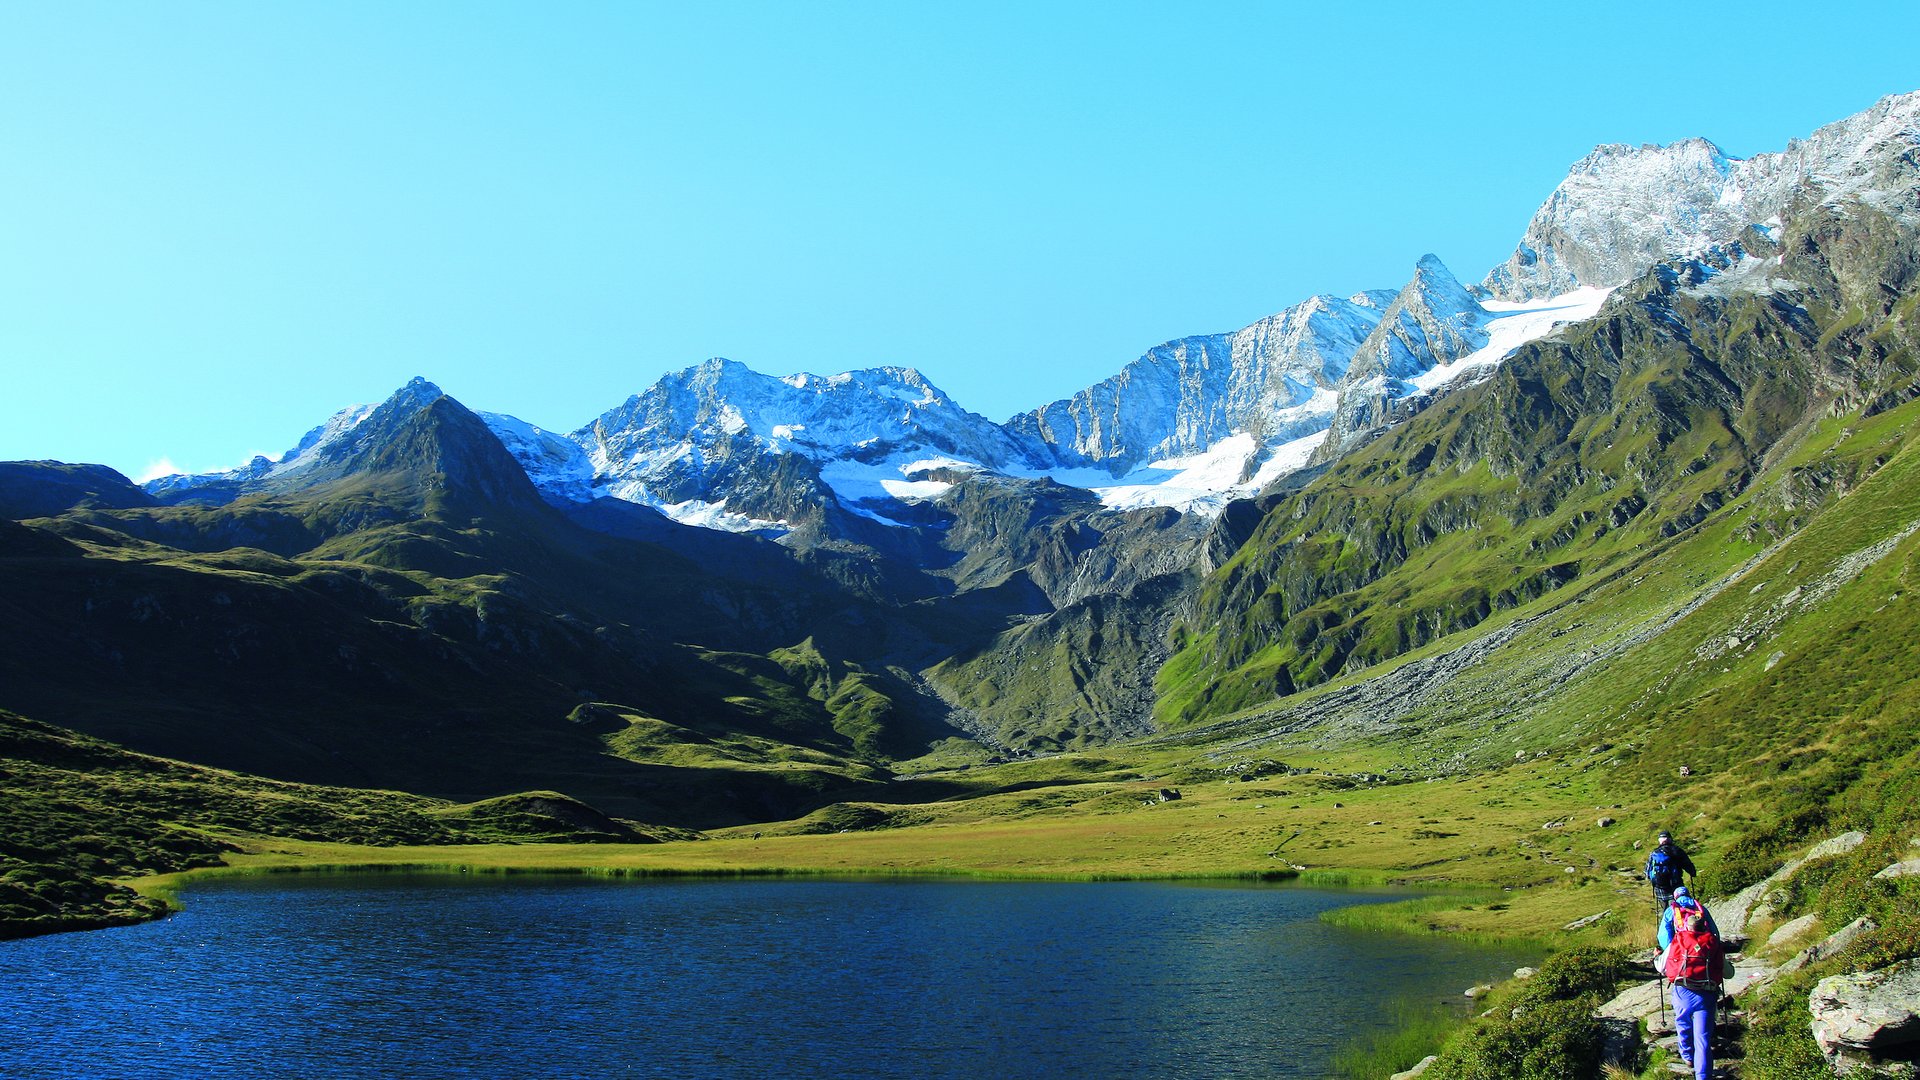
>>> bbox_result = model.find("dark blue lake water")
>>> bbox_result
[0,874,1524,1079]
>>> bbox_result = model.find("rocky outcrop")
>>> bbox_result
[1874,858,1920,881]
[1721,831,1870,936]
[1779,917,1879,977]
[1810,958,1920,1075]
[1483,89,1920,301]
[1765,913,1821,950]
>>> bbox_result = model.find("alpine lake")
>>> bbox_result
[0,873,1529,1078]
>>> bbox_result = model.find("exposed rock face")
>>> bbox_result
[1483,90,1920,301]
[1809,958,1920,1073]
[1780,917,1879,976]
[1315,255,1490,461]
[1874,858,1920,881]
[1006,288,1393,473]
[1765,913,1821,950]
[1389,1055,1438,1079]
[1722,831,1871,935]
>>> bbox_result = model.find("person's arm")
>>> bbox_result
[1678,848,1697,877]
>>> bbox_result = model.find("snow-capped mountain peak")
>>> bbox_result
[142,377,444,503]
[142,93,1920,537]
[1484,89,1920,301]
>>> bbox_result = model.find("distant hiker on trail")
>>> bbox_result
[1662,909,1727,1080]
[1645,830,1696,910]
[1657,885,1718,951]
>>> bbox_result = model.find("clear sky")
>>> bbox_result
[4,2,1918,482]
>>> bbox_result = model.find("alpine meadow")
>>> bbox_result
[6,72,1920,1079]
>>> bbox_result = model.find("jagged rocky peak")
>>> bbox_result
[553,357,1040,535]
[575,357,1027,469]
[1484,89,1920,302]
[1344,255,1489,383]
[1009,290,1395,476]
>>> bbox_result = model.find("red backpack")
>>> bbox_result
[1666,925,1720,984]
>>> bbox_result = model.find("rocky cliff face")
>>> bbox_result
[1314,256,1492,461]
[1006,289,1394,475]
[1483,90,1920,301]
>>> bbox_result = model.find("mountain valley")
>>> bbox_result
[6,88,1920,1078]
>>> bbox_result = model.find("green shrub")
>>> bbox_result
[1513,945,1632,1006]
[1741,968,1831,1080]
[1422,946,1631,1080]
[1427,995,1606,1080]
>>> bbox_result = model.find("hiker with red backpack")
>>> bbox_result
[1657,885,1718,950]
[1663,909,1728,1080]
[1645,830,1697,911]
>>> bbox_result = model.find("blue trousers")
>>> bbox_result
[1671,983,1715,1079]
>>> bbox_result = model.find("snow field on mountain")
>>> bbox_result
[1404,287,1614,397]
[1046,429,1328,514]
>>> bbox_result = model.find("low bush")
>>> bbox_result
[1423,945,1632,1080]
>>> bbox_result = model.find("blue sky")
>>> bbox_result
[4,2,1918,481]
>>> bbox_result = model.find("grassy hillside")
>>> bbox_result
[0,708,699,939]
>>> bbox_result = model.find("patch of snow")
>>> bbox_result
[1405,287,1613,396]
[1682,253,1806,299]
[659,498,789,535]
[1015,428,1321,515]
[877,384,938,407]
[481,412,596,502]
[602,481,789,535]
[818,458,963,522]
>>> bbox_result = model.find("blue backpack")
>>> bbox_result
[1647,845,1682,890]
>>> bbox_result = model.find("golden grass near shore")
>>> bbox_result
[125,753,1665,949]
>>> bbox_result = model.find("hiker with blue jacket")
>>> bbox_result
[1645,830,1696,911]
[1657,885,1718,949]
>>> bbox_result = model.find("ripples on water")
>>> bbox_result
[0,875,1525,1078]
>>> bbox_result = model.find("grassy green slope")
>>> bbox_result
[0,708,695,939]
[1160,206,1920,729]
[0,393,972,824]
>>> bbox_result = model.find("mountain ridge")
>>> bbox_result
[134,94,1920,542]
[7,88,1916,770]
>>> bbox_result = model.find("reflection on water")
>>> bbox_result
[0,875,1526,1079]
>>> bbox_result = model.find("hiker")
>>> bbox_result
[1656,885,1719,951]
[1645,830,1696,910]
[1662,909,1726,1080]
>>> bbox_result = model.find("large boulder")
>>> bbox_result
[1598,978,1665,1024]
[1810,958,1920,1075]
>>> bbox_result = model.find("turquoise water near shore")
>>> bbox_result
[0,874,1527,1078]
